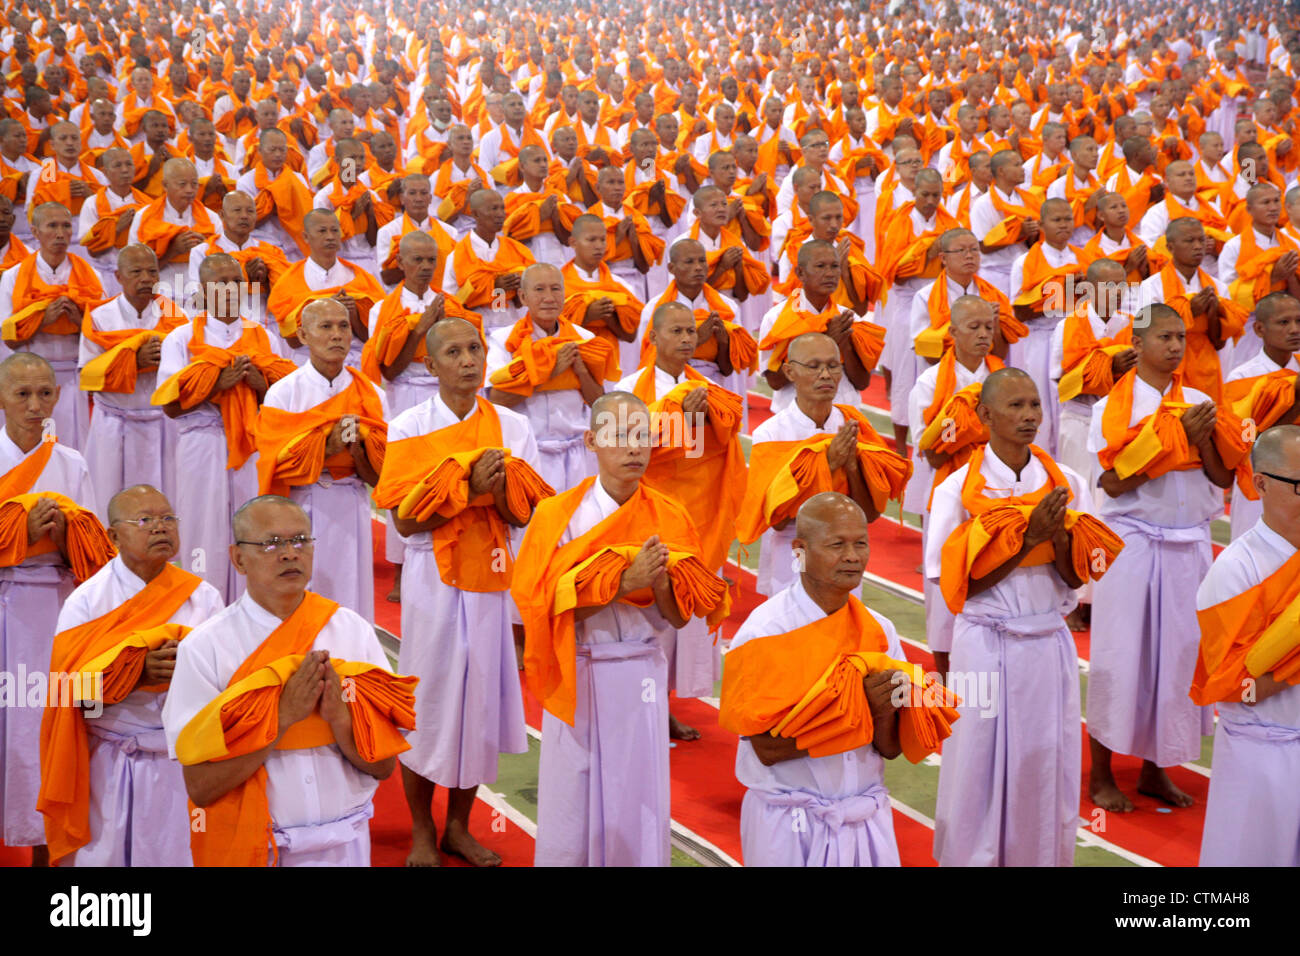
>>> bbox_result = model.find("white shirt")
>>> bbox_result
[925,444,1088,619]
[262,361,390,440]
[1195,519,1300,730]
[731,578,905,800]
[1087,374,1224,526]
[78,295,180,411]
[1217,226,1278,290]
[162,591,393,830]
[57,556,225,737]
[1225,349,1300,381]
[1009,242,1080,321]
[758,288,865,414]
[1138,194,1224,251]
[970,185,1030,274]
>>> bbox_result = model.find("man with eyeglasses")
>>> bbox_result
[1222,291,1300,540]
[0,352,102,866]
[163,494,412,866]
[739,331,910,598]
[1193,424,1300,864]
[39,485,223,867]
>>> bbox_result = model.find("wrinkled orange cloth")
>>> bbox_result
[939,445,1125,613]
[359,284,482,384]
[265,258,385,339]
[254,368,388,497]
[688,222,772,299]
[251,163,313,256]
[150,315,297,470]
[913,273,1024,359]
[0,490,115,582]
[595,204,664,267]
[29,158,102,216]
[629,365,748,571]
[1223,368,1300,499]
[917,352,1005,500]
[512,476,728,725]
[1156,264,1247,402]
[1228,226,1300,309]
[736,404,911,544]
[488,314,618,395]
[79,187,151,253]
[38,564,202,863]
[1075,227,1166,282]
[878,201,962,284]
[1110,164,1163,222]
[194,235,291,289]
[448,232,535,311]
[175,592,416,867]
[981,184,1046,248]
[2,253,104,342]
[502,187,582,242]
[372,396,553,592]
[379,214,456,274]
[559,259,644,351]
[1057,308,1133,401]
[1191,550,1300,706]
[132,195,219,262]
[79,297,186,393]
[759,294,885,373]
[640,282,757,372]
[719,596,960,763]
[1013,242,1084,310]
[431,158,489,221]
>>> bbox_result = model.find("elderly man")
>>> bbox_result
[39,485,224,866]
[187,191,291,313]
[79,244,186,518]
[127,158,219,295]
[375,315,542,867]
[513,391,727,866]
[255,300,387,622]
[163,495,414,867]
[0,201,104,451]
[441,188,535,329]
[79,147,151,297]
[375,174,455,292]
[235,127,314,256]
[0,353,102,865]
[1193,425,1300,865]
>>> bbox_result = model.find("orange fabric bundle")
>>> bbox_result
[981,185,1046,248]
[372,397,554,593]
[79,188,151,253]
[132,196,218,262]
[1013,243,1084,310]
[513,477,726,725]
[0,491,116,582]
[639,282,756,372]
[559,259,643,348]
[877,201,962,283]
[630,366,748,572]
[598,206,665,267]
[1156,264,1247,403]
[736,406,910,544]
[29,158,102,216]
[939,445,1125,613]
[431,158,490,221]
[448,233,535,311]
[1228,226,1300,309]
[488,315,618,396]
[560,545,729,634]
[1111,165,1163,222]
[691,224,772,298]
[913,273,1024,359]
[150,316,297,470]
[623,170,686,224]
[38,564,201,862]
[1075,227,1167,281]
[1057,308,1133,401]
[1191,551,1300,706]
[325,179,396,240]
[254,369,388,497]
[917,352,1005,498]
[79,299,186,393]
[359,284,482,384]
[265,259,386,339]
[1223,368,1300,499]
[175,592,416,867]
[719,596,960,763]
[2,253,104,342]
[502,188,581,241]
[759,296,886,372]
[251,163,313,256]
[379,215,456,273]
[200,238,292,290]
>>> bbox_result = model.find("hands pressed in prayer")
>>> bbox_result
[622,535,670,593]
[1180,400,1218,447]
[468,447,507,497]
[1025,487,1070,549]
[142,639,179,685]
[826,421,859,472]
[26,496,61,546]
[135,334,163,370]
[278,650,329,738]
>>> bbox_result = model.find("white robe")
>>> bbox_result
[163,591,393,866]
[534,478,672,867]
[732,579,903,866]
[389,394,532,788]
[926,446,1086,866]
[56,556,225,866]
[1195,519,1300,866]
[1224,352,1300,541]
[758,289,867,417]
[1086,377,1220,766]
[79,296,182,520]
[261,363,390,623]
[0,434,96,846]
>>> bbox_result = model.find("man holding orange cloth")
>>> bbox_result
[163,494,415,867]
[38,485,224,867]
[721,492,959,866]
[374,316,545,867]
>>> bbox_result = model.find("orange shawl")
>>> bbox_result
[2,253,103,342]
[132,196,218,263]
[379,214,456,274]
[265,258,386,339]
[38,564,201,863]
[448,233,535,311]
[1223,367,1300,499]
[1076,227,1166,282]
[719,596,960,763]
[254,368,388,497]
[640,282,757,372]
[502,188,581,243]
[512,477,728,725]
[913,274,1023,359]
[1156,264,1247,402]
[1228,227,1300,309]
[981,185,1046,248]
[359,285,482,384]
[29,158,101,216]
[559,259,643,351]
[79,187,151,253]
[196,235,291,288]
[251,164,313,256]
[917,351,1006,499]
[1013,242,1084,310]
[595,204,664,267]
[431,158,489,221]
[1057,308,1133,401]
[488,314,619,396]
[371,396,553,592]
[175,591,417,867]
[689,222,772,299]
[759,294,886,373]
[0,485,115,582]
[878,201,962,284]
[79,297,186,393]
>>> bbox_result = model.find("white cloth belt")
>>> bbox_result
[174,411,224,436]
[576,640,661,662]
[273,803,374,853]
[91,402,164,424]
[1106,513,1210,546]
[1221,718,1300,743]
[537,433,586,454]
[87,725,169,755]
[757,783,890,830]
[0,563,73,585]
[960,610,1066,639]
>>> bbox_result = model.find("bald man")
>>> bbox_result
[374,174,456,292]
[78,147,151,297]
[375,316,540,866]
[0,201,104,450]
[429,124,489,239]
[1193,425,1300,865]
[79,244,186,517]
[441,189,535,329]
[0,352,100,862]
[29,121,105,222]
[503,144,580,270]
[234,127,314,256]
[128,157,220,293]
[722,493,919,866]
[312,138,385,262]
[478,91,546,183]
[187,191,291,309]
[256,299,388,622]
[39,485,224,866]
[928,368,1095,866]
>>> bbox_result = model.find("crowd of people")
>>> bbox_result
[0,0,1297,869]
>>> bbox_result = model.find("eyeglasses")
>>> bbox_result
[113,515,179,530]
[786,359,844,375]
[896,158,923,167]
[943,246,981,256]
[1259,472,1300,496]
[235,535,316,554]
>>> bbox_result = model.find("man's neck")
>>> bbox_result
[1263,510,1300,552]
[1102,223,1126,241]
[1136,363,1173,393]
[521,175,544,193]
[794,393,833,427]
[656,357,687,379]
[249,586,305,622]
[949,269,977,289]
[531,313,558,335]
[404,276,430,297]
[804,287,832,312]
[122,554,167,583]
[309,252,337,271]
[167,195,189,215]
[1263,342,1294,368]
[954,348,984,372]
[988,436,1031,477]
[472,225,497,244]
[439,385,476,419]
[1174,260,1199,281]
[575,257,602,274]
[1252,220,1276,239]
[597,471,638,505]
[123,291,152,314]
[5,424,41,453]
[38,247,65,269]
[310,356,343,381]
[698,220,721,240]
[800,574,851,615]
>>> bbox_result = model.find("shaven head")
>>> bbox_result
[792,491,870,596]
[0,351,56,391]
[105,484,179,566]
[585,391,652,482]
[1251,423,1300,475]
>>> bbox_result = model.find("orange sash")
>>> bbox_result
[359,285,482,384]
[1223,367,1300,499]
[29,158,101,216]
[981,185,1045,248]
[251,164,313,256]
[79,297,186,393]
[759,294,886,373]
[132,196,218,263]
[640,282,756,372]
[1156,264,1247,402]
[1013,242,1084,310]
[431,158,489,221]
[878,201,962,283]
[689,222,772,299]
[913,273,1023,359]
[2,253,104,341]
[917,352,1006,500]
[79,187,151,253]
[0,489,115,582]
[38,564,202,862]
[197,235,291,288]
[448,233,535,311]
[559,259,643,351]
[379,214,457,273]
[1057,308,1133,401]
[488,315,618,396]
[1228,227,1300,309]
[265,258,386,339]
[502,188,582,242]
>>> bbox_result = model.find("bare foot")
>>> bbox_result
[30,845,49,868]
[405,829,441,867]
[1089,777,1134,812]
[387,575,402,604]
[1065,607,1088,632]
[669,712,701,741]
[1137,764,1194,807]
[440,821,502,867]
